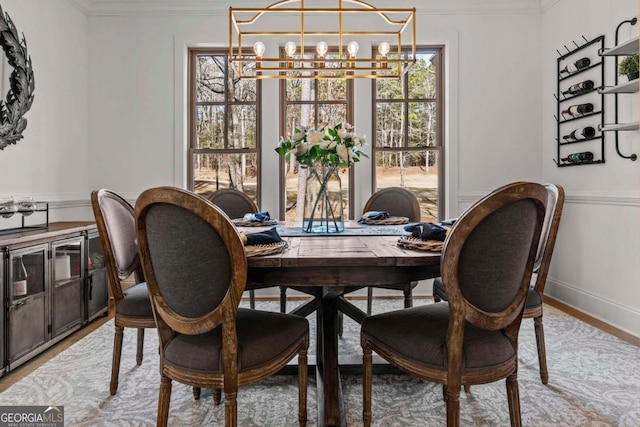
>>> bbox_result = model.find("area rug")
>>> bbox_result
[0,299,638,426]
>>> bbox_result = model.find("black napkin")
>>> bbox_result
[242,211,271,222]
[404,222,448,241]
[243,227,282,246]
[358,211,390,223]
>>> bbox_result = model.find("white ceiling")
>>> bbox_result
[67,0,559,16]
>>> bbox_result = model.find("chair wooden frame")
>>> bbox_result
[136,187,308,427]
[362,182,549,427]
[362,187,421,314]
[91,189,156,396]
[433,183,564,385]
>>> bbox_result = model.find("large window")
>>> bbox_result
[279,49,354,221]
[188,49,261,204]
[373,46,444,222]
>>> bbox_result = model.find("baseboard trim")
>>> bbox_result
[544,296,640,347]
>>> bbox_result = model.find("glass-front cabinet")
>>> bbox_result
[51,237,84,338]
[7,243,49,366]
[1,223,108,375]
[86,231,108,321]
[0,258,4,374]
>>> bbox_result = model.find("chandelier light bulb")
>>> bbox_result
[253,41,266,58]
[284,41,297,57]
[378,42,390,57]
[316,41,328,57]
[347,41,359,58]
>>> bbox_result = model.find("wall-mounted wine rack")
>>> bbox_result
[554,35,605,167]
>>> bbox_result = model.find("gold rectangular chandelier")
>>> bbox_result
[228,0,416,79]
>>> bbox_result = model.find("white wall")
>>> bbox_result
[0,0,90,223]
[542,0,640,336]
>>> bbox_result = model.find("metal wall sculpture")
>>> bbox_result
[0,5,35,150]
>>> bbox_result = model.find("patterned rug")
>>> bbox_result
[0,299,638,426]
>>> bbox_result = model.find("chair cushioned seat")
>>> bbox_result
[116,282,153,318]
[434,278,542,311]
[525,287,542,309]
[164,308,308,373]
[362,303,515,370]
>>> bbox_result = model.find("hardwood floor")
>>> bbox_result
[0,295,637,394]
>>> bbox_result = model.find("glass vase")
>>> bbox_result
[302,163,344,233]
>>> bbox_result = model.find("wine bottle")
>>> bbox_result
[13,256,28,297]
[562,126,596,141]
[561,79,595,96]
[560,57,591,75]
[561,103,594,116]
[561,151,594,163]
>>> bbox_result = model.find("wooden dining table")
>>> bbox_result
[243,222,441,427]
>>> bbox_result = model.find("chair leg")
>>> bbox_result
[298,346,308,426]
[280,286,287,313]
[224,391,238,427]
[432,279,442,302]
[213,388,222,405]
[157,374,172,427]
[445,385,461,427]
[367,287,373,315]
[249,290,256,309]
[363,344,373,427]
[534,315,549,384]
[193,387,201,400]
[136,328,145,365]
[110,325,124,395]
[506,373,522,427]
[338,311,344,338]
[403,282,414,308]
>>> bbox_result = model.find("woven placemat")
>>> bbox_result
[245,241,288,257]
[232,219,278,227]
[363,216,409,225]
[397,236,443,252]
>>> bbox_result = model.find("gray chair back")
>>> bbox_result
[136,186,247,335]
[363,187,420,221]
[441,181,548,330]
[91,189,143,301]
[207,189,258,220]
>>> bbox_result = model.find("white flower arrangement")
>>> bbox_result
[276,122,367,168]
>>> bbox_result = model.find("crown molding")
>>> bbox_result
[80,0,544,17]
[540,0,562,13]
[66,0,92,15]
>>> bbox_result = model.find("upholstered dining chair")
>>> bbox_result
[91,189,156,396]
[207,189,288,312]
[362,187,421,314]
[361,181,549,427]
[136,186,309,427]
[432,183,564,385]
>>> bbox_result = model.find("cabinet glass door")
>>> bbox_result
[0,258,4,373]
[51,237,84,337]
[87,232,109,320]
[8,244,48,364]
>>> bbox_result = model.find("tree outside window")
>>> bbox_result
[189,49,261,205]
[373,46,444,222]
